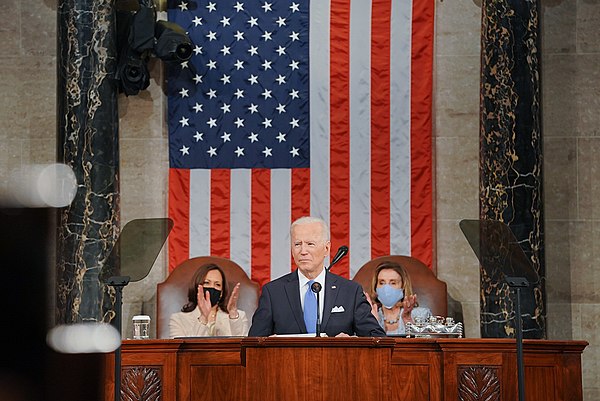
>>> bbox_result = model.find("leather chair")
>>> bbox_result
[156,256,260,339]
[352,255,448,317]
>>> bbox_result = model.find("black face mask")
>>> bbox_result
[202,287,222,306]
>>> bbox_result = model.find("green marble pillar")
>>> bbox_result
[56,0,120,324]
[480,0,546,338]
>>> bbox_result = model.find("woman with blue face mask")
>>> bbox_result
[365,261,432,335]
[169,263,250,338]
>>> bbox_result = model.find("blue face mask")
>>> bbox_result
[376,285,404,309]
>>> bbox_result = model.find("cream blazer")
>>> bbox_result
[169,306,249,338]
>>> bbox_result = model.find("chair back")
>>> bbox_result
[156,256,259,338]
[352,255,448,317]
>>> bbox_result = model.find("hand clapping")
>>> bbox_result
[227,283,241,319]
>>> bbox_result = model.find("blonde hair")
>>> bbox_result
[370,261,416,306]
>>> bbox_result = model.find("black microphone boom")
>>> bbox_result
[311,282,322,337]
[327,245,349,270]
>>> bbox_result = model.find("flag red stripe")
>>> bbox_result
[370,0,392,258]
[291,168,310,271]
[210,169,231,257]
[329,0,351,278]
[168,168,190,272]
[251,169,271,286]
[410,0,434,268]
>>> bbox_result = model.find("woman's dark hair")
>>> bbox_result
[181,263,230,313]
[370,260,416,306]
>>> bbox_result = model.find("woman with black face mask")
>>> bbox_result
[169,263,249,337]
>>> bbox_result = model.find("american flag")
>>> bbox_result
[167,0,434,287]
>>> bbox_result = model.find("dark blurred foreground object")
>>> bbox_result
[0,208,104,401]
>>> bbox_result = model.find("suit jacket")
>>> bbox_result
[169,307,249,338]
[248,269,386,337]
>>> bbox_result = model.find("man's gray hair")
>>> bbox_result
[290,216,330,241]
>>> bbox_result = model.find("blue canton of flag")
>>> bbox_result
[167,0,310,169]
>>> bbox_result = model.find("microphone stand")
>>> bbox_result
[315,290,321,337]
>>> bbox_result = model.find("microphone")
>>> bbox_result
[327,245,349,270]
[311,282,322,337]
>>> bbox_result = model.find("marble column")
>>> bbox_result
[56,0,120,324]
[479,0,545,338]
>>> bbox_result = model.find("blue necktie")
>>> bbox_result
[303,280,317,333]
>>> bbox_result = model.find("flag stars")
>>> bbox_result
[275,75,286,85]
[275,16,286,27]
[221,132,231,142]
[248,74,259,85]
[192,16,203,26]
[235,146,245,157]
[221,103,231,113]
[220,74,231,84]
[207,60,217,69]
[262,118,273,128]
[261,31,273,41]
[220,45,231,56]
[234,1,244,12]
[207,146,217,157]
[206,2,217,12]
[289,89,300,99]
[248,103,258,114]
[178,1,188,11]
[234,31,245,41]
[290,147,300,157]
[276,103,286,114]
[220,16,231,26]
[290,118,300,128]
[262,60,273,70]
[207,117,218,128]
[193,74,203,84]
[261,89,272,99]
[234,88,244,99]
[289,31,299,41]
[179,88,189,98]
[248,45,259,56]
[180,61,189,69]
[276,132,286,142]
[262,2,273,12]
[290,2,299,12]
[234,117,245,127]
[207,89,217,99]
[248,17,259,27]
[193,45,203,55]
[262,146,273,157]
[193,103,203,113]
[289,60,299,70]
[206,31,217,41]
[180,145,190,155]
[193,131,204,141]
[276,46,286,56]
[248,132,259,142]
[179,116,189,127]
[234,59,244,70]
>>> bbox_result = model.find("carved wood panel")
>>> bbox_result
[457,366,500,401]
[121,366,162,401]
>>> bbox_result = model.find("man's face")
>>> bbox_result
[291,222,331,278]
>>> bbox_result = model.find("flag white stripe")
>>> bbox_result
[390,1,413,255]
[309,0,331,231]
[271,169,291,280]
[189,169,211,257]
[230,169,251,275]
[349,0,373,277]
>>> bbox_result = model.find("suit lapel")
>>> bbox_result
[321,271,339,330]
[284,270,306,332]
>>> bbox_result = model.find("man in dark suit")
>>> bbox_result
[248,216,385,337]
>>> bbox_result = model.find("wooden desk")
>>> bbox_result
[105,338,587,401]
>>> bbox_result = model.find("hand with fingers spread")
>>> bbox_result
[364,291,379,319]
[228,282,241,319]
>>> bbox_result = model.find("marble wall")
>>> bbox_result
[0,0,598,399]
